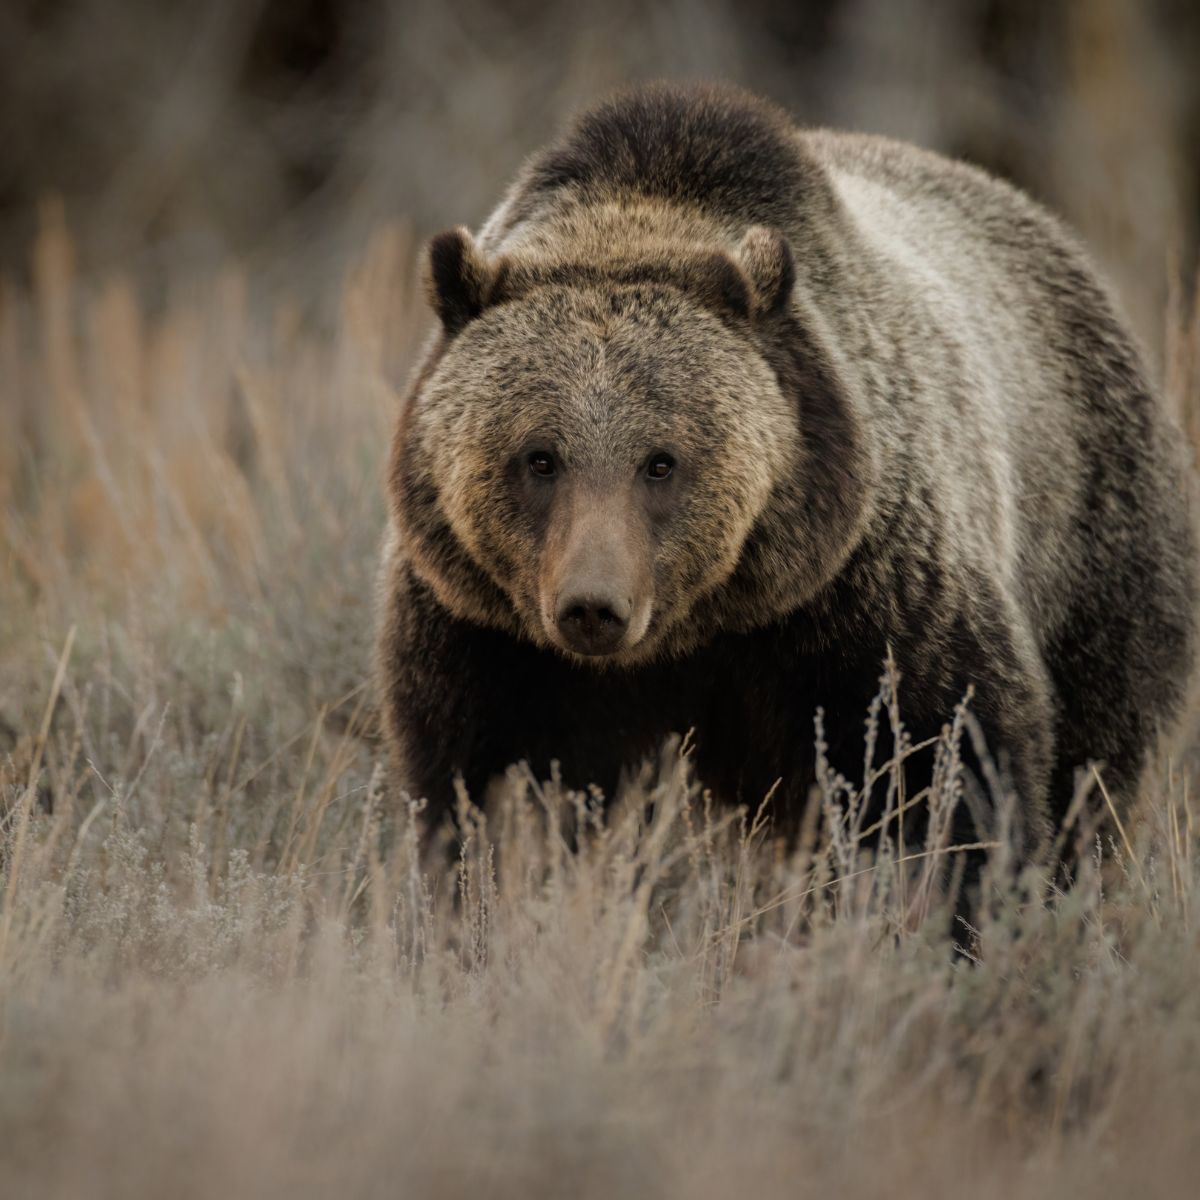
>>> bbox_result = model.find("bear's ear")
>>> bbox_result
[425,227,499,336]
[736,226,795,317]
[693,251,754,322]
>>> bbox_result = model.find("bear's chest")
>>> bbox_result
[494,621,887,815]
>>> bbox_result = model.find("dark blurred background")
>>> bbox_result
[1,0,1197,342]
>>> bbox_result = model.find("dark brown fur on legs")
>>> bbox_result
[378,82,1197,878]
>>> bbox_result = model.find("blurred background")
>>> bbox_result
[1,0,1197,344]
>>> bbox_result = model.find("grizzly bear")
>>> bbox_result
[378,81,1196,857]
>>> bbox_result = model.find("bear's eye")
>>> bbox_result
[646,453,675,481]
[528,451,557,478]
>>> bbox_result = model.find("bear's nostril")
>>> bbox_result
[566,604,619,627]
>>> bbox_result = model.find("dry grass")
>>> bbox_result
[2,214,1200,1200]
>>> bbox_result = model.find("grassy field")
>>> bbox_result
[2,210,1200,1199]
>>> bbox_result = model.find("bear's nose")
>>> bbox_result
[555,592,631,656]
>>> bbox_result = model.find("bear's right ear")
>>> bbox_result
[425,227,499,336]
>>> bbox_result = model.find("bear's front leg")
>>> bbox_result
[378,562,527,832]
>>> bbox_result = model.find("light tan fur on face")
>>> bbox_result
[398,265,797,666]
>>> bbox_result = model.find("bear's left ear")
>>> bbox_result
[425,227,500,336]
[736,226,795,317]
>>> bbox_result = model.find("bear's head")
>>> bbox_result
[391,226,873,666]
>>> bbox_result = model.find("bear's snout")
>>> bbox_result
[540,486,652,660]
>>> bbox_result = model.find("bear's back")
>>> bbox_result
[798,129,1099,626]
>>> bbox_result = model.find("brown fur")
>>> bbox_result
[378,82,1197,857]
